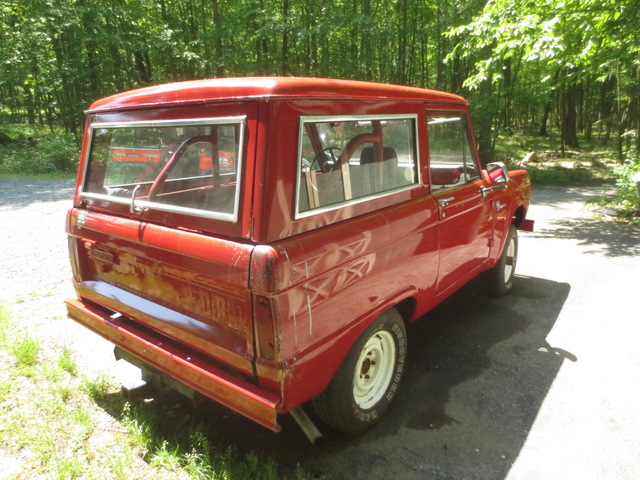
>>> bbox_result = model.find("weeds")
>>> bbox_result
[0,301,308,479]
[58,347,78,376]
[11,334,41,368]
[0,304,9,346]
[585,131,640,221]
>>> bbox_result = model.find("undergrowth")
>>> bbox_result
[0,303,307,479]
[495,130,640,220]
[0,125,78,175]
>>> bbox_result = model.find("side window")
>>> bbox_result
[427,113,480,190]
[297,115,418,215]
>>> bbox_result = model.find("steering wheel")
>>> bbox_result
[311,147,342,173]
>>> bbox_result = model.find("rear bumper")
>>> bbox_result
[65,297,281,432]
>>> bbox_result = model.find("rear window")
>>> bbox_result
[82,117,245,222]
[296,115,419,217]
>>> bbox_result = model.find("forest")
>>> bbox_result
[1,0,639,167]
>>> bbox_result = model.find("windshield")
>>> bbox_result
[82,118,244,221]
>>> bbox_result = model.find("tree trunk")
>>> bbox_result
[561,81,580,149]
[539,101,551,136]
[281,0,289,75]
[476,76,495,167]
[211,0,224,77]
[361,0,373,80]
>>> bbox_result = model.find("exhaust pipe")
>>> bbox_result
[290,407,323,445]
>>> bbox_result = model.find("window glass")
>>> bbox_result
[297,116,418,214]
[427,114,479,190]
[83,120,242,220]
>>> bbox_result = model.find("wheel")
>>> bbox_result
[484,224,518,296]
[312,309,406,434]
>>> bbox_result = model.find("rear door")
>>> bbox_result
[69,106,258,375]
[427,111,493,294]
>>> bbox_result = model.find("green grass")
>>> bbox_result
[0,302,307,479]
[11,334,41,369]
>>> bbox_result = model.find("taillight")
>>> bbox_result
[253,295,276,360]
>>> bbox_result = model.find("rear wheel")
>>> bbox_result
[485,225,518,296]
[312,309,406,434]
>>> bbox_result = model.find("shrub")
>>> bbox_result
[0,129,78,174]
[609,130,640,210]
[612,156,640,208]
[527,165,597,185]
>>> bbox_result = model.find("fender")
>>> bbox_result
[276,286,419,413]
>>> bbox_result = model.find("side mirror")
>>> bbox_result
[485,162,510,184]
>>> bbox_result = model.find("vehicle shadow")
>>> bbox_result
[289,275,572,479]
[97,274,571,480]
[528,218,640,257]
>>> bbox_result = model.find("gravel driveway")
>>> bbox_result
[0,179,74,303]
[0,178,114,373]
[1,179,639,479]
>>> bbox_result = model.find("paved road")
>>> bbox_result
[1,180,638,479]
[216,185,640,480]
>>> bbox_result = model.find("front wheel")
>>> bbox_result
[484,224,518,296]
[312,309,406,435]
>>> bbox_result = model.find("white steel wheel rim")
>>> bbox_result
[504,237,516,282]
[353,330,396,409]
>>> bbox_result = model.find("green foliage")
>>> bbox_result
[120,400,300,479]
[448,0,640,154]
[0,128,78,174]
[0,304,9,346]
[0,301,306,479]
[448,0,639,90]
[81,373,112,400]
[0,0,480,128]
[57,348,78,376]
[611,132,640,210]
[11,334,41,369]
[2,0,639,170]
[527,165,597,185]
[612,158,640,207]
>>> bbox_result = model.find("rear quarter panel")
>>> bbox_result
[251,195,441,411]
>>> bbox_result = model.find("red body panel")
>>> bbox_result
[66,77,532,432]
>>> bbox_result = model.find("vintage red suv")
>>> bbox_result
[65,77,533,442]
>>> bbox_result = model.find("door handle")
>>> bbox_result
[481,184,507,197]
[438,196,455,207]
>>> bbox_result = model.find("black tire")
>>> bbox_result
[312,309,407,435]
[484,224,518,296]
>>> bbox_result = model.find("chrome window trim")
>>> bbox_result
[80,192,238,222]
[295,113,421,219]
[295,183,417,219]
[80,116,246,223]
[426,111,481,185]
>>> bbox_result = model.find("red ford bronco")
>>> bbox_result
[65,77,533,442]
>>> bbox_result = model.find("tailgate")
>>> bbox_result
[67,207,257,376]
